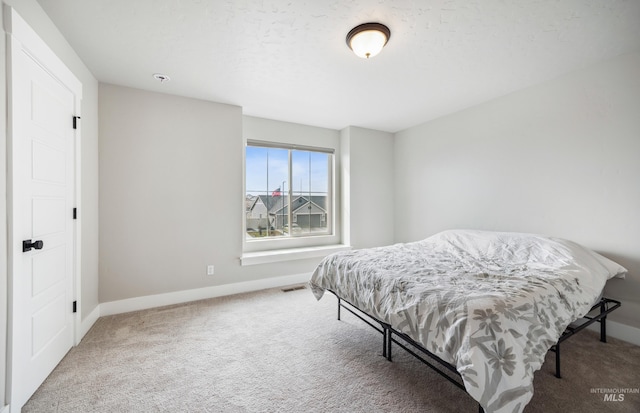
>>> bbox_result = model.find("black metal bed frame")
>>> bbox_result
[549,297,621,378]
[329,290,621,412]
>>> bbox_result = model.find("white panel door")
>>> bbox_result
[8,9,81,411]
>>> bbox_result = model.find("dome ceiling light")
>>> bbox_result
[346,22,391,59]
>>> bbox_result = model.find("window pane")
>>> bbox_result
[292,150,330,236]
[245,146,288,238]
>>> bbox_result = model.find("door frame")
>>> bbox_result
[5,6,82,410]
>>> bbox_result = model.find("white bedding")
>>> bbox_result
[310,230,626,413]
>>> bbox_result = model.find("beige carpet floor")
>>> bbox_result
[23,285,640,412]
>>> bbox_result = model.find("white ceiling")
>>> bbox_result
[37,0,640,133]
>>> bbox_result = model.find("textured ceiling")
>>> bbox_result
[37,0,640,132]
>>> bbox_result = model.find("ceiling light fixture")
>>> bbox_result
[346,22,391,59]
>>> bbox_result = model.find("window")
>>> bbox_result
[245,141,333,241]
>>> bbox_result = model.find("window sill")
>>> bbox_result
[240,244,351,266]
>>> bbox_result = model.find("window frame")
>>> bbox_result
[243,139,338,254]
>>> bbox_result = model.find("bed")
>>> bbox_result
[310,230,626,413]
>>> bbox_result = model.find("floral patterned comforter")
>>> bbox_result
[310,230,626,413]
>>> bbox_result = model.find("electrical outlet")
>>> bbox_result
[207,265,215,276]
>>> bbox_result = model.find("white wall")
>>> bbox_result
[394,51,640,329]
[341,126,394,248]
[99,85,342,303]
[0,5,6,406]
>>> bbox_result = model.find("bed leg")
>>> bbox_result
[337,297,341,321]
[386,327,393,361]
[600,301,607,343]
[382,327,387,359]
[555,343,561,379]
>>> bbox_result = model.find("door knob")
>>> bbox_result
[23,239,44,252]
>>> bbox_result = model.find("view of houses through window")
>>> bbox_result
[245,142,332,239]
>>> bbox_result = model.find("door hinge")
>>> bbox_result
[73,116,81,129]
[73,301,77,313]
[73,208,77,219]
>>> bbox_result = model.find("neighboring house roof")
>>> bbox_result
[247,195,327,215]
[245,195,257,212]
[308,196,326,210]
[255,195,286,212]
[271,196,326,215]
[292,200,325,216]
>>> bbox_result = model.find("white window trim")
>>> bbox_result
[240,244,351,266]
[243,139,342,256]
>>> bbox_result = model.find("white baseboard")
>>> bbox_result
[2,404,10,413]
[78,304,101,341]
[587,319,640,347]
[84,275,640,347]
[99,273,311,316]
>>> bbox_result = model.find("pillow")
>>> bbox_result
[585,249,627,279]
